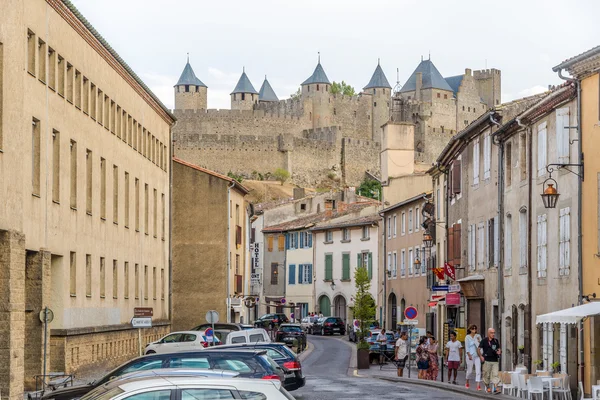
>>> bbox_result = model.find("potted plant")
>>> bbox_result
[551,361,561,373]
[518,345,525,354]
[353,264,376,369]
[533,359,544,370]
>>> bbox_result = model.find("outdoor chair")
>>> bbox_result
[517,374,529,399]
[528,376,549,400]
[579,381,593,400]
[502,372,517,396]
[551,374,571,400]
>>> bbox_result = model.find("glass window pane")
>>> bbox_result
[239,392,267,400]
[168,357,210,369]
[181,389,234,400]
[249,334,263,342]
[119,360,163,375]
[231,336,246,344]
[214,358,253,373]
[163,334,182,343]
[124,390,171,400]
[265,349,285,359]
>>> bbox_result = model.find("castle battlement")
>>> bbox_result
[473,68,501,79]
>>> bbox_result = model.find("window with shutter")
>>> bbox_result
[519,209,527,269]
[307,264,313,284]
[537,214,547,278]
[408,249,414,276]
[485,220,490,268]
[392,252,397,278]
[298,264,304,284]
[452,159,462,194]
[537,122,547,177]
[308,233,313,248]
[477,223,485,269]
[448,226,455,264]
[559,207,571,276]
[505,215,512,270]
[556,108,570,163]
[342,253,350,280]
[299,232,304,248]
[278,235,285,251]
[268,236,274,252]
[289,265,296,285]
[368,252,373,280]
[453,223,461,266]
[388,216,392,239]
[325,254,333,281]
[473,138,480,185]
[387,253,392,278]
[494,215,499,267]
[484,133,491,180]
[400,250,406,277]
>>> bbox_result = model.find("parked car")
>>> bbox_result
[145,331,221,354]
[349,320,380,342]
[226,328,271,344]
[191,322,243,343]
[300,316,319,334]
[366,329,396,363]
[205,343,306,391]
[80,375,294,400]
[313,317,346,335]
[275,324,307,350]
[41,349,284,400]
[254,313,290,328]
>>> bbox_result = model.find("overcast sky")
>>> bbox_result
[72,0,599,110]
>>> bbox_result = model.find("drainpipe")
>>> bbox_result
[517,117,533,372]
[169,122,177,324]
[490,113,503,363]
[380,211,387,329]
[227,181,235,323]
[556,69,583,385]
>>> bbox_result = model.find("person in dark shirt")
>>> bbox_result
[478,327,502,393]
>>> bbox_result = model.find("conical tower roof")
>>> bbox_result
[231,70,258,95]
[258,77,279,102]
[399,59,453,93]
[302,62,331,85]
[175,61,207,87]
[364,61,391,89]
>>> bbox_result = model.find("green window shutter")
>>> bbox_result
[357,253,361,269]
[342,253,350,280]
[367,252,373,279]
[325,254,333,281]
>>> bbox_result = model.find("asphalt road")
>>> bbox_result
[292,334,471,400]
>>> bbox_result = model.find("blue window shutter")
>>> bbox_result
[308,233,313,248]
[308,264,313,283]
[300,232,304,249]
[285,234,289,250]
[298,264,304,284]
[294,232,299,249]
[289,265,296,285]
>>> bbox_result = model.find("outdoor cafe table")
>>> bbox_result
[539,376,562,399]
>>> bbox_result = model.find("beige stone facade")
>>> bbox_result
[171,159,249,331]
[0,1,174,396]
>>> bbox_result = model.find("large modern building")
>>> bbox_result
[0,1,175,397]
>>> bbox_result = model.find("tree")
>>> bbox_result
[357,178,382,200]
[290,87,301,101]
[353,264,376,348]
[227,171,243,183]
[273,168,290,185]
[331,81,356,97]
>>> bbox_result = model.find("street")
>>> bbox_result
[293,335,471,399]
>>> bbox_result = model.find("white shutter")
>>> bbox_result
[473,139,480,185]
[564,207,571,275]
[537,215,542,277]
[556,108,570,163]
[494,215,499,266]
[537,122,547,176]
[505,216,512,270]
[484,133,491,180]
[477,223,484,269]
[468,225,473,271]
[542,214,547,277]
[485,220,490,268]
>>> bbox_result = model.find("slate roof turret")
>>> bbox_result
[399,59,453,93]
[231,69,258,95]
[302,62,331,85]
[364,60,391,90]
[258,77,279,102]
[175,61,207,87]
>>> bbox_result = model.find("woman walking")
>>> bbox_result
[415,336,430,379]
[465,325,482,390]
[426,336,439,381]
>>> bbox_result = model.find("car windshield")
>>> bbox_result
[280,326,302,332]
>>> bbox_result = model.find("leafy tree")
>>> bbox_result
[331,81,356,97]
[227,171,244,183]
[290,87,302,101]
[357,178,382,200]
[354,264,376,349]
[273,168,290,185]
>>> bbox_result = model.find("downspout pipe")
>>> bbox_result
[517,117,533,372]
[379,210,387,329]
[169,122,177,325]
[490,113,503,359]
[556,68,584,386]
[227,180,236,323]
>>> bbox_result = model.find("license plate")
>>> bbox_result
[284,337,294,341]
[333,328,340,331]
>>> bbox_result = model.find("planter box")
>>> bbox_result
[357,348,370,369]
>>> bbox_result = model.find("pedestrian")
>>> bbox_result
[479,327,502,394]
[319,312,323,318]
[416,336,430,379]
[426,330,433,345]
[465,325,482,390]
[426,336,439,381]
[395,331,409,377]
[376,328,388,364]
[444,331,463,385]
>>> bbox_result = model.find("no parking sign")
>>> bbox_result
[404,306,418,320]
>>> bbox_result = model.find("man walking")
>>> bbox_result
[479,327,502,394]
[395,331,409,377]
[444,331,463,384]
[377,328,388,364]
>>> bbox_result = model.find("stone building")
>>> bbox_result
[0,0,174,396]
[171,158,249,329]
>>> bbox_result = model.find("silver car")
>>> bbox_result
[300,316,319,334]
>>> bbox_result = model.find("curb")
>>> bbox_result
[298,341,314,362]
[374,376,515,399]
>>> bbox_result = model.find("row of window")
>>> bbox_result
[386,208,420,239]
[31,118,166,238]
[325,226,370,243]
[288,264,313,285]
[68,252,165,301]
[387,247,427,278]
[286,232,313,250]
[26,28,168,172]
[324,252,373,281]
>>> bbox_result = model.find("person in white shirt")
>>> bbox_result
[394,331,409,377]
[376,329,388,364]
[465,324,482,390]
[445,331,463,385]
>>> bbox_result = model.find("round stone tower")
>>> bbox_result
[231,69,259,110]
[364,59,392,141]
[301,57,332,128]
[174,57,207,110]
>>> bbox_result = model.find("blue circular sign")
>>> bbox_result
[404,306,418,320]
[205,327,213,337]
[280,298,286,304]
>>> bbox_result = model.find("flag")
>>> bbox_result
[433,267,445,280]
[444,262,456,281]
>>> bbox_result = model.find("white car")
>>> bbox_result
[81,375,295,400]
[145,331,221,354]
[226,328,271,344]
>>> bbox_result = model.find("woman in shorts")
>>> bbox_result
[415,336,430,379]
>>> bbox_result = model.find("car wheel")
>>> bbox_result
[145,350,156,354]
[320,328,324,336]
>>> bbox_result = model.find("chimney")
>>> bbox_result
[415,72,422,101]
[293,187,306,200]
[345,187,357,204]
[465,68,472,76]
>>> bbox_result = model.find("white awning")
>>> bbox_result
[456,274,484,282]
[536,302,600,325]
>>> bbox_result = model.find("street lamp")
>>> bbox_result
[414,257,421,273]
[330,281,336,291]
[423,231,434,248]
[541,177,560,209]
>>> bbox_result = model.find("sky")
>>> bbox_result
[71,0,600,110]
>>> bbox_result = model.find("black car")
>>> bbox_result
[313,316,345,335]
[275,324,307,350]
[40,349,284,400]
[205,342,306,391]
[254,313,289,328]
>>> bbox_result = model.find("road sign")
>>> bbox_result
[404,306,418,320]
[206,310,219,324]
[205,327,213,337]
[134,307,153,317]
[448,284,461,293]
[244,297,255,308]
[131,317,152,328]
[399,320,418,325]
[39,308,54,323]
[432,285,449,291]
[280,298,286,305]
